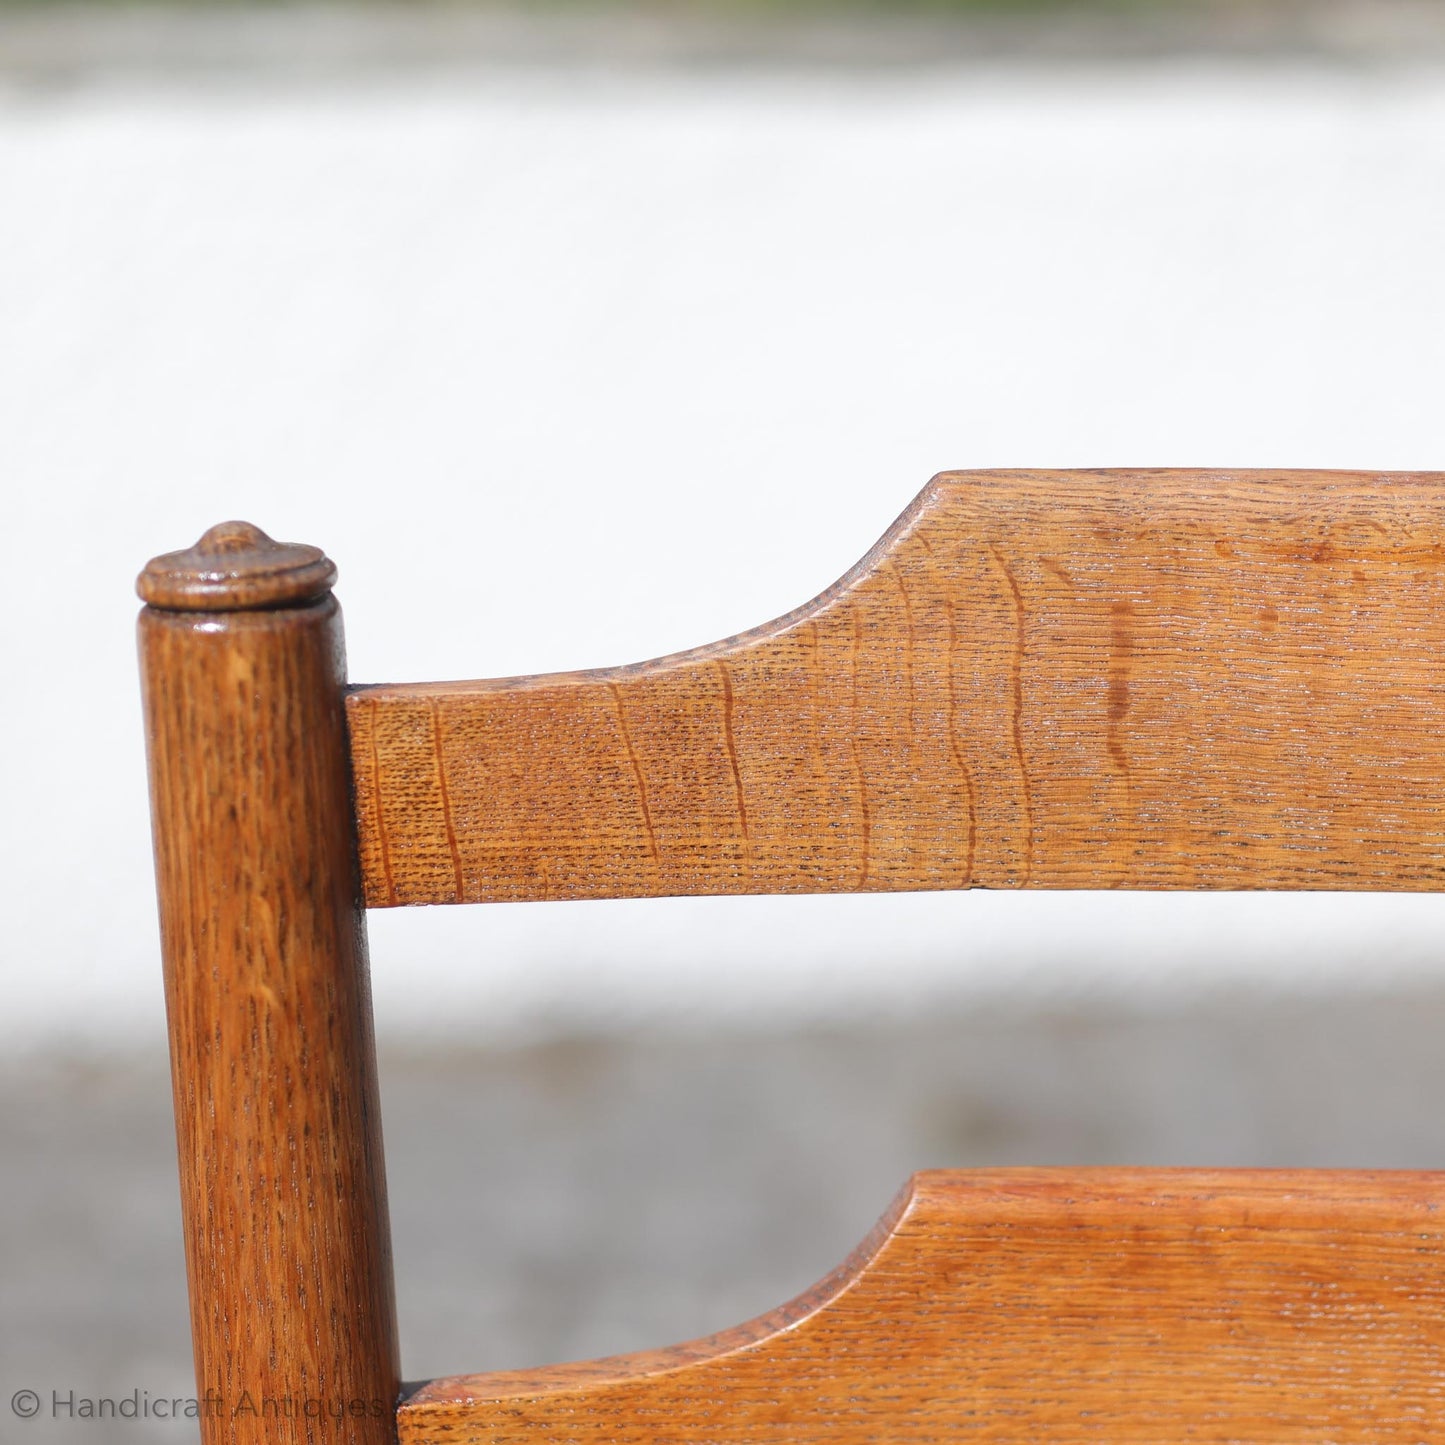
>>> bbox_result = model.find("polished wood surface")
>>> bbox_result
[138,518,337,611]
[348,469,1445,905]
[139,523,400,1445]
[400,1168,1445,1444]
[141,494,1445,1445]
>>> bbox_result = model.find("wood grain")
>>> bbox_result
[349,469,1445,905]
[399,1168,1445,1444]
[139,523,400,1445]
[143,509,1445,1445]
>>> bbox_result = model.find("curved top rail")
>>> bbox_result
[347,468,1445,905]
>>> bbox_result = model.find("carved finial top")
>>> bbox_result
[137,521,337,611]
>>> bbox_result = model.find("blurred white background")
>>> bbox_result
[5,13,1445,1057]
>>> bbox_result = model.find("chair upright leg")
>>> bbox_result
[138,522,399,1445]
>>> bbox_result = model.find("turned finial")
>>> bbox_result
[137,521,337,611]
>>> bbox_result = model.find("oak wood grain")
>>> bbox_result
[349,469,1445,905]
[399,1168,1445,1444]
[139,523,400,1445]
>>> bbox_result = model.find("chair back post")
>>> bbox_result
[137,522,399,1445]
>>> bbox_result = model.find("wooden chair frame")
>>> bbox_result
[138,470,1445,1445]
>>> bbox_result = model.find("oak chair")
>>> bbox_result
[138,469,1445,1445]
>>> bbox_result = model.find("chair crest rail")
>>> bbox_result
[348,469,1445,905]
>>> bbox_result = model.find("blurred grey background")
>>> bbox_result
[5,0,1445,1439]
